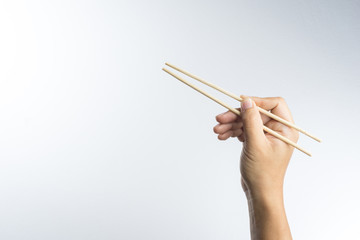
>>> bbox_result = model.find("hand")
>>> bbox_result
[213,96,299,195]
[214,96,298,239]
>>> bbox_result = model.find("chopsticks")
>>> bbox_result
[166,63,321,143]
[162,63,321,157]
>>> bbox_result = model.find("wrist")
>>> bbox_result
[245,185,284,206]
[246,188,291,240]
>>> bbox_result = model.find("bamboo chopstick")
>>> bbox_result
[162,67,312,157]
[165,62,321,143]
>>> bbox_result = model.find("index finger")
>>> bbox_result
[216,110,239,124]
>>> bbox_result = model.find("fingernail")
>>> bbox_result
[241,98,253,111]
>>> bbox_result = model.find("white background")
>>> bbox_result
[0,0,359,239]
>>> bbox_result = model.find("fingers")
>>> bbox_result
[248,96,294,123]
[214,96,294,144]
[217,129,244,140]
[214,121,243,141]
[214,110,243,141]
[216,108,270,124]
[232,128,243,137]
[215,110,239,124]
[213,123,232,134]
[237,133,245,142]
[213,122,243,134]
[218,131,233,140]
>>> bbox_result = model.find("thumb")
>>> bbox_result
[240,97,266,145]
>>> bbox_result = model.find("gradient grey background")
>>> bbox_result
[0,0,359,239]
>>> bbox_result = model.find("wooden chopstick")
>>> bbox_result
[162,67,312,157]
[165,62,321,143]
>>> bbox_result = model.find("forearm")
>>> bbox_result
[245,189,292,240]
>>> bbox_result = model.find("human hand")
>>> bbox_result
[213,96,299,197]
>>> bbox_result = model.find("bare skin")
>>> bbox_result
[213,96,298,240]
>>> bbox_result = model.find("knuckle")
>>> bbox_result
[276,96,285,103]
[256,100,263,107]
